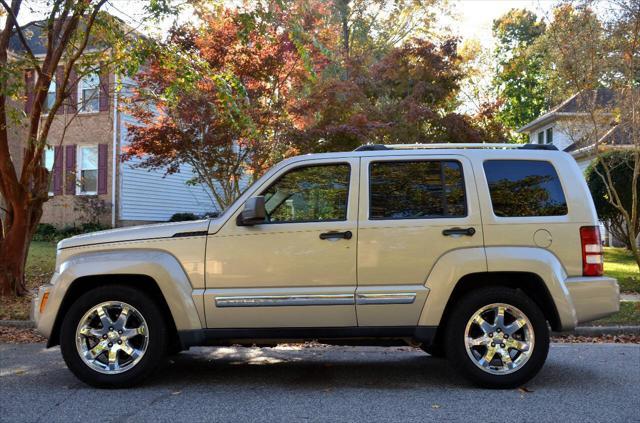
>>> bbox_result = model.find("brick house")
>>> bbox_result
[7,22,217,229]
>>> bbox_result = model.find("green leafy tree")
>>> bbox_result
[492,9,547,141]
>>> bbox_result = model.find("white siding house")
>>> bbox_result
[517,89,638,247]
[517,89,618,172]
[114,78,220,225]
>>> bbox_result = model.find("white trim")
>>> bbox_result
[76,145,99,195]
[112,73,119,227]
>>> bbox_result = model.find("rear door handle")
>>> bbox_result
[442,227,476,237]
[320,231,353,240]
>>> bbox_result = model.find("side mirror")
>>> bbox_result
[236,196,266,226]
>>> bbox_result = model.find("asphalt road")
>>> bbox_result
[1,343,639,423]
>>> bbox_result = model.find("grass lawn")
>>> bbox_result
[0,241,56,320]
[591,302,640,326]
[604,248,640,294]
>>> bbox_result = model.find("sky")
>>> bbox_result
[448,0,556,47]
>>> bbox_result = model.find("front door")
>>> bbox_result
[203,157,359,328]
[356,155,484,326]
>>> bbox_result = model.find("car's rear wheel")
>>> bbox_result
[445,287,549,388]
[59,285,168,388]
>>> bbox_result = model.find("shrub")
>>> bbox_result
[32,223,110,242]
[169,213,200,222]
[586,151,640,249]
[33,224,58,241]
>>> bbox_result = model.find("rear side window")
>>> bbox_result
[483,160,568,217]
[369,160,466,220]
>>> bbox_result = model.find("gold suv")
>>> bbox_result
[32,143,620,388]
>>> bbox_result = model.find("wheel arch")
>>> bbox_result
[40,249,204,348]
[47,274,180,349]
[430,271,562,349]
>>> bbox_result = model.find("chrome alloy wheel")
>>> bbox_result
[75,301,149,374]
[464,303,535,375]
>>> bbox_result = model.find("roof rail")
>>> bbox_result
[353,143,558,151]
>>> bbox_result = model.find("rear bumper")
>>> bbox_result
[565,276,619,325]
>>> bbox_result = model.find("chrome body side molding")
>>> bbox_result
[356,293,416,305]
[215,294,355,308]
[214,292,418,308]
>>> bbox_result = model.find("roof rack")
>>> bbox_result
[353,143,558,151]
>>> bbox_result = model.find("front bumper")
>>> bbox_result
[31,281,56,339]
[565,276,620,325]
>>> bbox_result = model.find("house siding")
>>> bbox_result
[528,121,574,151]
[118,107,219,223]
[119,157,218,222]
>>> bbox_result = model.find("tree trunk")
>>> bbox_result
[0,214,29,296]
[0,196,44,296]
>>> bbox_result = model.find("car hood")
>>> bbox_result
[57,219,212,249]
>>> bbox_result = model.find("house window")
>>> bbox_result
[537,131,544,144]
[546,127,553,144]
[77,146,98,194]
[43,147,54,195]
[44,79,56,113]
[78,72,100,112]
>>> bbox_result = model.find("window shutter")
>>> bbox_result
[67,69,78,114]
[53,146,63,195]
[25,70,34,113]
[99,65,109,112]
[97,144,108,195]
[55,67,64,115]
[65,145,76,195]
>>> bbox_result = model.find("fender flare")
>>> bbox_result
[417,246,577,330]
[40,249,204,341]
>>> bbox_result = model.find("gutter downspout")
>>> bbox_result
[111,73,119,228]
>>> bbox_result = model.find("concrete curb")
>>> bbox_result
[1,320,639,336]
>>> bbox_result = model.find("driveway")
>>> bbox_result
[1,343,638,422]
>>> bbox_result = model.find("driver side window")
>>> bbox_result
[261,163,350,223]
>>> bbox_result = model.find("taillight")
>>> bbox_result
[580,226,603,276]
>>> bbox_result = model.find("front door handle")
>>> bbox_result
[320,230,353,240]
[442,227,476,237]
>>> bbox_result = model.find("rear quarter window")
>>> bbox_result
[483,160,568,217]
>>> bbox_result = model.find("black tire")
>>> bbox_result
[420,343,446,358]
[444,287,549,389]
[59,284,168,388]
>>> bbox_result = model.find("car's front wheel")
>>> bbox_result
[59,285,168,388]
[445,287,549,388]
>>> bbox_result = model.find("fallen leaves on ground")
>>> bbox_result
[0,326,46,344]
[551,334,640,344]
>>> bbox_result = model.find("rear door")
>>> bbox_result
[356,154,484,326]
